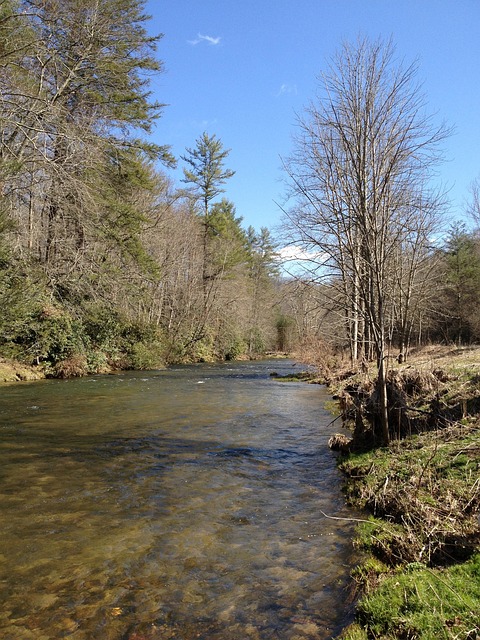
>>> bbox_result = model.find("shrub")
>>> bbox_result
[86,349,110,374]
[222,335,247,361]
[125,341,165,370]
[51,355,88,378]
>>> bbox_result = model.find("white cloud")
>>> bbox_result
[276,83,298,97]
[187,118,218,129]
[188,33,222,46]
[278,245,325,263]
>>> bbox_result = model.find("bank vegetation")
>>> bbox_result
[2,6,480,387]
[308,345,477,640]
[0,0,293,375]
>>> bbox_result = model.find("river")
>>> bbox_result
[0,359,357,639]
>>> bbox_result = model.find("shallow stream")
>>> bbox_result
[0,360,356,639]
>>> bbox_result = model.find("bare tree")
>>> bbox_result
[467,176,480,230]
[283,37,449,443]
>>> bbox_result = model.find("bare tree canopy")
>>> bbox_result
[282,36,450,443]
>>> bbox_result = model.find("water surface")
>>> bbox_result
[0,360,356,639]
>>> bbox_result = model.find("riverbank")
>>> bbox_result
[0,357,45,382]
[316,345,480,639]
[0,350,291,384]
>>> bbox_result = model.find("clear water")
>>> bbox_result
[0,360,356,639]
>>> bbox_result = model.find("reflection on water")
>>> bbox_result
[0,360,356,639]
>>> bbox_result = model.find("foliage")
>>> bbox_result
[26,307,87,365]
[181,132,235,214]
[0,259,170,373]
[276,314,295,352]
[189,334,216,363]
[0,259,90,365]
[0,2,286,374]
[51,355,89,379]
[0,260,50,350]
[434,224,480,344]
[125,340,165,370]
[208,198,249,272]
[0,0,173,303]
[218,331,247,361]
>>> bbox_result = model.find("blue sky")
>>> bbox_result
[146,1,480,236]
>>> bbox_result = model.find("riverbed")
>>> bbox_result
[0,360,356,639]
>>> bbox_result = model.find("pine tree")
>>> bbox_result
[181,132,235,307]
[2,0,173,293]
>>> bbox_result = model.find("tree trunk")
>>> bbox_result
[377,347,390,445]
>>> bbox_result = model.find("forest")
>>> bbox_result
[1,1,480,383]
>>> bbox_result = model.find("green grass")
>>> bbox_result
[328,350,480,639]
[337,425,480,639]
[350,554,480,639]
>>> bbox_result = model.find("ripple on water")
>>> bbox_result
[0,360,357,639]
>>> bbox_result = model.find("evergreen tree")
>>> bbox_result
[181,132,235,311]
[208,198,248,274]
[2,0,173,284]
[441,224,480,343]
[181,132,235,220]
[245,227,279,355]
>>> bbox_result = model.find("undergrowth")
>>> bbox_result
[329,349,480,640]
[339,423,480,566]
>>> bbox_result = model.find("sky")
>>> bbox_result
[145,0,480,238]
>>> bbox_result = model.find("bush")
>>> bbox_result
[86,349,110,374]
[0,264,168,375]
[125,341,165,370]
[51,355,88,378]
[83,306,124,356]
[222,335,247,361]
[1,302,88,366]
[29,306,87,364]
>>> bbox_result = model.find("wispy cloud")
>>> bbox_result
[188,33,222,46]
[277,245,328,275]
[188,118,218,129]
[278,245,325,262]
[276,83,298,97]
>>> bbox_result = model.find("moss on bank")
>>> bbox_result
[337,425,480,638]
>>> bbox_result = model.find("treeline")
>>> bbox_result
[2,6,479,385]
[281,222,480,354]
[280,38,480,359]
[0,0,286,374]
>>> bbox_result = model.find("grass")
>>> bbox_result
[325,345,480,640]
[343,554,480,639]
[0,357,44,382]
[340,422,480,565]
